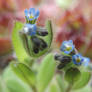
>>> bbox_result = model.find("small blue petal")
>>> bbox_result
[82,57,90,67]
[29,8,35,15]
[69,40,73,43]
[35,10,40,17]
[25,24,31,27]
[24,9,28,16]
[24,24,37,36]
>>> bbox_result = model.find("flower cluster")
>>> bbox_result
[24,8,39,36]
[61,40,90,66]
[56,10,92,60]
[55,40,90,69]
[19,8,50,56]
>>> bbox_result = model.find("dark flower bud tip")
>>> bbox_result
[33,46,39,54]
[37,27,48,36]
[31,36,41,47]
[54,54,72,69]
[39,38,48,50]
[55,54,72,63]
[57,63,66,69]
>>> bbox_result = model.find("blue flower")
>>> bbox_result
[60,40,75,54]
[24,8,40,24]
[23,23,37,36]
[72,54,84,65]
[72,53,90,66]
[82,57,90,67]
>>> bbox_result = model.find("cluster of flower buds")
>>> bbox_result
[55,40,90,69]
[19,8,51,57]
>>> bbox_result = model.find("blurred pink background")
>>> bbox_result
[0,0,92,68]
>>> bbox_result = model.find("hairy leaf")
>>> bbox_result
[56,75,68,92]
[37,53,56,92]
[11,62,36,86]
[12,21,29,62]
[3,66,31,92]
[48,79,61,92]
[73,71,91,89]
[65,68,81,83]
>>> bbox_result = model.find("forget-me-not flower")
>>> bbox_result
[60,40,75,54]
[23,23,37,36]
[72,53,84,65]
[24,8,40,24]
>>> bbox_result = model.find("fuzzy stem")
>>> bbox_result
[31,85,37,92]
[66,84,72,92]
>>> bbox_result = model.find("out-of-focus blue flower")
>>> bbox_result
[82,57,90,67]
[72,54,84,65]
[24,8,39,24]
[24,24,37,36]
[60,40,75,54]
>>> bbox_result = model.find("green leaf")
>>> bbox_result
[37,53,56,92]
[65,68,81,83]
[3,66,31,92]
[0,77,10,92]
[11,62,36,86]
[56,75,68,92]
[44,20,53,46]
[0,77,2,92]
[72,85,91,92]
[73,71,91,90]
[12,21,29,62]
[5,79,32,92]
[48,79,61,92]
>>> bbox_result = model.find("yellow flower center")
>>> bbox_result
[76,58,80,63]
[66,46,72,51]
[28,14,34,19]
[29,15,34,18]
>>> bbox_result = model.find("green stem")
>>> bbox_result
[66,84,72,92]
[31,85,37,92]
[29,58,35,67]
[24,58,35,67]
